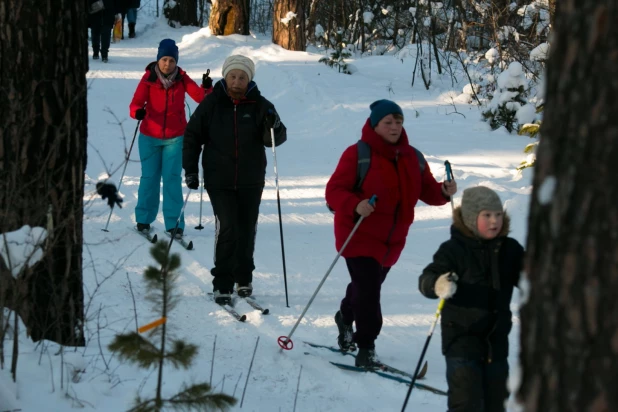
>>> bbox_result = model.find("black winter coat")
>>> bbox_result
[88,0,117,26]
[183,79,287,189]
[127,0,140,8]
[419,207,524,362]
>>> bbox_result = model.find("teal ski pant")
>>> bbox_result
[135,133,185,231]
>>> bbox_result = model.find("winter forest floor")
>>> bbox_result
[1,13,534,412]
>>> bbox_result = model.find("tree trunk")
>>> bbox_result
[517,1,618,411]
[306,0,321,44]
[272,0,306,51]
[164,0,199,27]
[0,0,87,346]
[209,0,250,35]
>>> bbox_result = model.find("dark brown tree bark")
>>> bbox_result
[0,0,87,346]
[164,0,199,27]
[209,0,250,35]
[518,1,618,411]
[273,0,306,51]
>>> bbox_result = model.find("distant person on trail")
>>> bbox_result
[419,186,524,412]
[129,39,213,239]
[88,0,118,62]
[120,0,140,38]
[183,54,287,305]
[325,99,457,369]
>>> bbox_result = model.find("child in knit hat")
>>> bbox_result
[419,186,524,412]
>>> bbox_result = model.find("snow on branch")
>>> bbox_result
[1,225,47,277]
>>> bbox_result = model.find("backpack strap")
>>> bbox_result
[355,140,371,192]
[413,147,426,174]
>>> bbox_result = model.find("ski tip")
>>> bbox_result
[239,315,247,322]
[262,308,270,315]
[187,240,194,250]
[151,234,158,243]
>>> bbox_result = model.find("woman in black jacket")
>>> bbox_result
[419,186,524,412]
[183,55,287,304]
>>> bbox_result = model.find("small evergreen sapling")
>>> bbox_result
[108,241,236,411]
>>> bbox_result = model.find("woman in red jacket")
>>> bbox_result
[129,39,212,238]
[325,99,458,368]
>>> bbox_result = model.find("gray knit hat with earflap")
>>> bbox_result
[460,186,503,235]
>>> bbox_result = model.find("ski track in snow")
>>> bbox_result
[2,14,534,412]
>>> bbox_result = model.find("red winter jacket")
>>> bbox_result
[129,62,212,139]
[325,119,448,267]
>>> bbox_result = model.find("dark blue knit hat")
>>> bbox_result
[369,99,404,127]
[157,39,179,63]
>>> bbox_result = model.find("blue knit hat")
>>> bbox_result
[157,39,179,63]
[369,99,404,127]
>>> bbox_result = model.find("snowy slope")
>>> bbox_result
[2,14,533,412]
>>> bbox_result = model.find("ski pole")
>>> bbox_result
[270,126,290,308]
[444,160,454,212]
[277,195,377,351]
[401,298,445,411]
[195,174,204,230]
[167,190,192,254]
[102,120,141,232]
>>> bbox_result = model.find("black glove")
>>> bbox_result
[202,73,213,89]
[135,108,146,120]
[264,109,280,130]
[96,181,123,209]
[185,173,199,190]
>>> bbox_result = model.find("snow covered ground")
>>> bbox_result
[1,13,534,412]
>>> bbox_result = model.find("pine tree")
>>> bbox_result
[108,241,236,411]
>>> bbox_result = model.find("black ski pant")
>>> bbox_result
[207,186,263,293]
[446,357,509,412]
[89,12,112,57]
[339,256,390,349]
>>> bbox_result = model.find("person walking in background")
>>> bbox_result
[129,39,213,238]
[183,55,287,305]
[418,186,524,412]
[325,99,457,369]
[88,0,118,62]
[122,0,140,38]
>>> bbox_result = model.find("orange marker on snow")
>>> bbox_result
[138,317,167,333]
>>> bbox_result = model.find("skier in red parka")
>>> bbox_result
[129,39,213,238]
[325,99,458,368]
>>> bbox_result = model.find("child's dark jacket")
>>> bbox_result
[419,207,524,362]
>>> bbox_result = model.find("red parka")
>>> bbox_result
[129,62,212,139]
[325,119,448,267]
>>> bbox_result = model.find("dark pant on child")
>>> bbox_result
[207,187,263,292]
[446,357,509,412]
[339,257,390,349]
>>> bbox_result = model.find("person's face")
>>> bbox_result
[225,69,250,98]
[158,56,177,75]
[374,114,404,144]
[476,210,504,239]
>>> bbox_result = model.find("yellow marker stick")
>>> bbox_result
[138,317,167,334]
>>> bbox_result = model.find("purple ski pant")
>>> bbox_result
[339,256,391,349]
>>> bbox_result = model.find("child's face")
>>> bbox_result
[476,210,504,239]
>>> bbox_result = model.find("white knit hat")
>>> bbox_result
[222,55,255,81]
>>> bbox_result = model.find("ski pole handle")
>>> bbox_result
[444,160,453,182]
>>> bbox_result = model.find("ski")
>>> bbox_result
[329,361,447,396]
[207,293,247,322]
[164,231,194,250]
[303,341,427,380]
[131,226,158,243]
[236,296,269,315]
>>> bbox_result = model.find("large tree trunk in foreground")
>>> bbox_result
[518,1,618,411]
[209,0,250,35]
[0,0,87,346]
